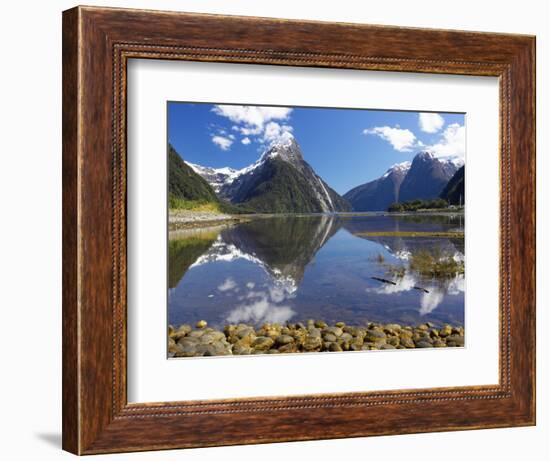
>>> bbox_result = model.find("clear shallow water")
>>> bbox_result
[168,214,465,329]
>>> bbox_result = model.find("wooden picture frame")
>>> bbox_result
[62,5,536,455]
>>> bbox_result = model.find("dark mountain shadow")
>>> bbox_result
[221,215,342,286]
[170,216,342,291]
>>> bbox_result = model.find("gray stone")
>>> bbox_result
[322,333,338,342]
[252,336,274,351]
[276,334,295,345]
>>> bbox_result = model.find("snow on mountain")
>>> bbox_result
[186,137,350,213]
[185,139,294,193]
[382,161,412,178]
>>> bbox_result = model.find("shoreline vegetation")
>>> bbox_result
[168,208,465,230]
[387,198,463,213]
[169,320,465,357]
[374,248,465,280]
[357,231,464,238]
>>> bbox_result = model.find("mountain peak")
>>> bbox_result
[383,161,411,178]
[260,136,303,165]
[413,150,464,168]
[414,151,436,161]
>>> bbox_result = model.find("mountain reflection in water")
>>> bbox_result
[168,214,465,329]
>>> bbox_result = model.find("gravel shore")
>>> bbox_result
[168,320,465,357]
[169,210,249,230]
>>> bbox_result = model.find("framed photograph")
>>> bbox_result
[62,6,535,454]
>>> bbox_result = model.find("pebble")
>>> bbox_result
[167,321,465,357]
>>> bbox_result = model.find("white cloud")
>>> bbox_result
[225,288,295,324]
[363,126,418,152]
[213,105,294,147]
[419,289,445,315]
[226,298,295,325]
[213,105,291,131]
[427,123,465,158]
[235,125,262,136]
[364,120,465,160]
[419,113,444,133]
[211,135,233,151]
[262,121,294,144]
[218,277,237,292]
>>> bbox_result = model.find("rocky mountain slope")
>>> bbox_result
[188,138,350,213]
[344,161,410,212]
[440,166,465,205]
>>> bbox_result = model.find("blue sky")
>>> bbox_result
[168,102,465,195]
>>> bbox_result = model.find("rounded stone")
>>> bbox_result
[314,320,327,329]
[303,336,322,351]
[400,337,415,348]
[323,332,338,342]
[324,326,344,337]
[188,330,205,338]
[446,334,465,346]
[387,336,400,347]
[168,342,182,354]
[278,343,297,354]
[200,331,226,344]
[307,327,322,338]
[252,336,274,350]
[415,340,434,348]
[178,336,200,346]
[233,345,252,355]
[365,329,387,343]
[276,334,295,345]
[235,326,255,339]
[196,320,208,329]
[384,323,402,333]
[340,332,353,342]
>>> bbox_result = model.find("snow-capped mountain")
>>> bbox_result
[398,151,459,202]
[185,163,237,193]
[186,137,350,213]
[344,161,411,212]
[344,151,461,211]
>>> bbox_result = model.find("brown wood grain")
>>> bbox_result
[62,5,536,455]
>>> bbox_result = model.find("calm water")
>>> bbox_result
[168,214,465,329]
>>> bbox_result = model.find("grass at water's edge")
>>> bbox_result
[169,195,255,214]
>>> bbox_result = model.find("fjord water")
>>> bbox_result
[168,214,465,329]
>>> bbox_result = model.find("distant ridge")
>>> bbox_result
[344,151,462,211]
